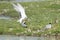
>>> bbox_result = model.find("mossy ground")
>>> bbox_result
[0,1,60,36]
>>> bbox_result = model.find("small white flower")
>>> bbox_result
[24,31,27,33]
[33,31,36,33]
[3,9,7,12]
[55,19,58,23]
[37,30,40,32]
[28,29,31,32]
[25,6,28,9]
[16,33,20,35]
[36,5,39,7]
[9,28,13,31]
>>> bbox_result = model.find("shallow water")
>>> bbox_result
[0,35,60,40]
[0,16,11,19]
[14,0,46,2]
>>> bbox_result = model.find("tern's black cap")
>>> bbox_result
[49,23,51,24]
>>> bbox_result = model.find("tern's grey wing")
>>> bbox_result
[12,3,20,12]
[17,3,25,11]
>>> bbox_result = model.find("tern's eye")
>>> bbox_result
[24,22,26,24]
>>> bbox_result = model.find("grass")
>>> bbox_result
[0,1,60,36]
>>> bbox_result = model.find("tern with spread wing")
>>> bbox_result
[12,3,27,27]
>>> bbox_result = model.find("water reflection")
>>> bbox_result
[0,35,60,40]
